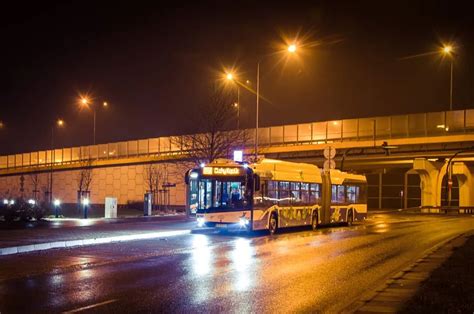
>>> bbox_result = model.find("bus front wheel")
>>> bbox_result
[269,213,278,235]
[311,212,318,230]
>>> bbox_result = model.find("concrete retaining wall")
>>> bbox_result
[0,163,188,207]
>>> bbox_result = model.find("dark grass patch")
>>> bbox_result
[402,235,474,313]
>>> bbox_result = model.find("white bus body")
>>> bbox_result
[186,158,367,233]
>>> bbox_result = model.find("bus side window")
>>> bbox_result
[301,183,310,205]
[347,185,357,203]
[310,183,321,204]
[332,185,346,204]
[266,180,279,205]
[331,185,337,203]
[279,181,290,205]
[290,182,301,204]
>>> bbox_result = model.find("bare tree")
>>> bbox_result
[77,158,93,196]
[171,90,249,166]
[144,161,192,211]
[29,173,41,200]
[144,164,159,194]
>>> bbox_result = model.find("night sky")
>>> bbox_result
[1,1,473,155]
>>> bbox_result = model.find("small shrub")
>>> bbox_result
[0,198,48,222]
[33,201,48,221]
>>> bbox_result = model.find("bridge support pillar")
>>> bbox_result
[413,158,444,207]
[452,162,474,207]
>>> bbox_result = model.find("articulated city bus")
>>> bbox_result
[185,158,367,234]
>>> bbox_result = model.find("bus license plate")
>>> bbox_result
[216,223,227,228]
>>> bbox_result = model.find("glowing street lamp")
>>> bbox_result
[441,44,455,111]
[288,44,297,53]
[78,95,109,145]
[53,199,61,218]
[442,45,452,54]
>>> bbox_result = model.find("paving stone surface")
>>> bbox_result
[353,233,471,313]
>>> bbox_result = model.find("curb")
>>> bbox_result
[349,232,471,313]
[0,229,190,256]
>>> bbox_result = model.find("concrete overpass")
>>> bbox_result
[1,109,474,210]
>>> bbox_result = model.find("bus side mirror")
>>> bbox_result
[184,170,190,185]
[254,174,260,191]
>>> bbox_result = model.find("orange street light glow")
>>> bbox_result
[442,45,453,54]
[226,73,234,81]
[288,44,297,53]
[57,119,64,127]
[103,101,108,107]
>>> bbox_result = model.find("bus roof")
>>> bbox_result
[252,158,322,183]
[200,158,366,185]
[329,169,367,185]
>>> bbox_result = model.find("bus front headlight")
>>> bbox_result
[239,217,249,227]
[197,217,205,227]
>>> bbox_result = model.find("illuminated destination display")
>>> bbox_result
[202,167,242,176]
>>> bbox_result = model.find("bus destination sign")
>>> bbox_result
[202,166,242,176]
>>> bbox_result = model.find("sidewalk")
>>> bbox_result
[353,232,474,313]
[0,214,194,256]
[401,233,474,313]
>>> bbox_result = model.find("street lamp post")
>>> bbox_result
[233,87,240,129]
[80,98,108,145]
[255,44,297,159]
[442,45,454,111]
[255,62,260,160]
[449,57,453,111]
[50,119,64,204]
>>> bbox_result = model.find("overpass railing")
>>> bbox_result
[1,109,474,171]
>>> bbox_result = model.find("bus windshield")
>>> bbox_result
[198,178,251,210]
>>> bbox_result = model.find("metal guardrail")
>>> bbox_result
[1,109,474,171]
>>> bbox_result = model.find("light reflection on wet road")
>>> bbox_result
[0,212,473,313]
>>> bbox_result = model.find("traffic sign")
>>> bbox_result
[323,146,336,160]
[162,183,176,188]
[323,159,336,171]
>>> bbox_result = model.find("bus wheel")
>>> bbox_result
[269,213,278,235]
[347,210,354,227]
[311,212,318,230]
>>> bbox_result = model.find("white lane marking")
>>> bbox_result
[0,230,190,256]
[63,299,118,313]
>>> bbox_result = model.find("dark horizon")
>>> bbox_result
[1,0,473,155]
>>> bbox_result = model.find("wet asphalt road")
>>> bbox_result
[1,211,473,313]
